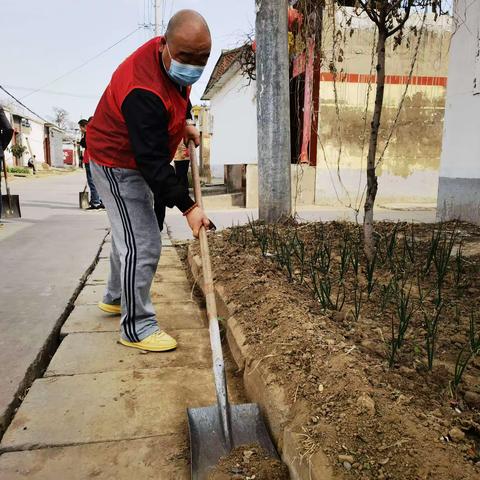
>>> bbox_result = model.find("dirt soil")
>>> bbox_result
[207,444,290,480]
[186,221,480,480]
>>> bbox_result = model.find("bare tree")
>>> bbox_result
[52,107,69,130]
[354,0,442,259]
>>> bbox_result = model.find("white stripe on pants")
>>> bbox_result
[90,161,162,342]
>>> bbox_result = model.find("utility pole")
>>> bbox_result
[154,0,161,36]
[256,0,292,222]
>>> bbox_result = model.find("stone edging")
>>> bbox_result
[187,244,340,480]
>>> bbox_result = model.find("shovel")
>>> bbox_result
[79,183,89,209]
[187,141,278,479]
[1,157,21,218]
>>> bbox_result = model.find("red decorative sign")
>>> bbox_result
[63,149,73,165]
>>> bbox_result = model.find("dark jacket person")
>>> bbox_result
[0,107,14,221]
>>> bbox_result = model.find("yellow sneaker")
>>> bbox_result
[119,331,177,352]
[98,302,121,315]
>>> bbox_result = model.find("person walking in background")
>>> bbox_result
[87,9,212,352]
[27,154,37,174]
[0,107,14,226]
[78,118,104,210]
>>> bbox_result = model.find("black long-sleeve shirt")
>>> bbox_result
[121,84,194,213]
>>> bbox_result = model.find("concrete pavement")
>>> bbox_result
[165,204,437,241]
[0,171,108,434]
[0,237,242,479]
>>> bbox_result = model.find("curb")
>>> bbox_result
[187,245,339,480]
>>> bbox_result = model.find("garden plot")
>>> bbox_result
[188,220,480,480]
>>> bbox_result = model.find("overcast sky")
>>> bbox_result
[0,0,255,122]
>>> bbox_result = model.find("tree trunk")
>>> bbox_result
[363,26,387,260]
[256,0,292,222]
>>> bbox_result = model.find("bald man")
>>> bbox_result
[87,10,211,352]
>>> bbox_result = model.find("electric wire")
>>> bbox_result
[20,27,142,100]
[4,85,96,99]
[0,85,48,122]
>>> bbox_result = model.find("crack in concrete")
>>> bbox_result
[0,431,185,454]
[44,365,213,378]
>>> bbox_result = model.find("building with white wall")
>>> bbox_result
[317,8,452,208]
[2,106,46,167]
[201,47,257,180]
[1,101,67,169]
[437,0,480,224]
[203,8,452,208]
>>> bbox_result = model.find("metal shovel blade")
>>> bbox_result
[1,194,21,218]
[188,402,278,480]
[79,191,90,209]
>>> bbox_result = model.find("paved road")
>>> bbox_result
[165,204,437,240]
[0,171,108,434]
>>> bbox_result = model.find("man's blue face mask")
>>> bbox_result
[165,43,205,87]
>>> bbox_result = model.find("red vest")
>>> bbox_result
[83,148,90,164]
[87,37,189,169]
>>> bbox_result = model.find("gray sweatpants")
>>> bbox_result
[90,161,161,342]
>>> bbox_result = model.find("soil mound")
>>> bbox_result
[208,444,289,480]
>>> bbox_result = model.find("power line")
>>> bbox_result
[21,27,142,100]
[0,85,48,122]
[4,85,97,100]
[154,0,160,36]
[162,0,167,33]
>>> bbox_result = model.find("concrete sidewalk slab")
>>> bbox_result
[87,269,190,286]
[159,254,183,268]
[89,251,184,285]
[85,278,107,286]
[0,367,215,451]
[150,285,193,302]
[160,249,183,260]
[75,284,104,304]
[153,268,190,283]
[98,243,111,259]
[87,259,109,283]
[96,237,177,258]
[61,305,119,333]
[161,246,178,254]
[162,237,173,247]
[76,283,194,304]
[46,330,212,376]
[0,434,189,479]
[103,235,170,245]
[61,303,205,335]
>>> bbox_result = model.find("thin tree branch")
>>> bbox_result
[386,4,412,37]
[357,0,381,27]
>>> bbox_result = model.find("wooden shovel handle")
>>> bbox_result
[188,140,232,449]
[187,141,217,317]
